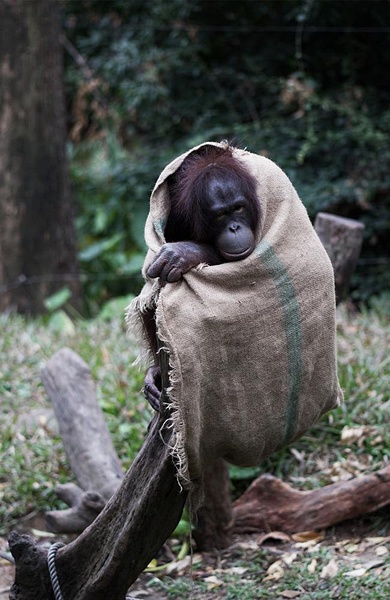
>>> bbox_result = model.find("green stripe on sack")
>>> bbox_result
[255,240,303,444]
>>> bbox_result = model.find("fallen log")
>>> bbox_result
[9,350,187,600]
[232,467,390,534]
[41,348,125,532]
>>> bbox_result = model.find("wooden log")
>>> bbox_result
[10,350,187,600]
[41,348,124,501]
[45,484,106,533]
[314,212,364,303]
[232,467,390,534]
[42,348,125,532]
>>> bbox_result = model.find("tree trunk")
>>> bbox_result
[9,351,187,600]
[0,0,80,315]
[9,415,187,600]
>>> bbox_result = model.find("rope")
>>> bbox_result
[47,542,65,600]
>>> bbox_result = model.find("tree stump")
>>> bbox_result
[314,212,364,303]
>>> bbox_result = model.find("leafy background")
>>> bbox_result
[61,0,390,312]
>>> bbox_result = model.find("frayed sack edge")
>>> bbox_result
[126,292,203,508]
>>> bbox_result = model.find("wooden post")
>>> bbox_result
[314,212,365,303]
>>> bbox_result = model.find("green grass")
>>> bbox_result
[0,306,149,533]
[0,294,389,597]
[147,538,390,599]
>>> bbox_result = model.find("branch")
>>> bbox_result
[233,467,390,534]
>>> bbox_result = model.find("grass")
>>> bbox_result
[142,526,390,599]
[0,302,149,532]
[0,293,389,597]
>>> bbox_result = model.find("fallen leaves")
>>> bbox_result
[340,425,381,448]
[258,531,291,545]
[204,575,224,589]
[260,529,390,593]
[136,527,390,600]
[320,558,339,578]
[307,558,317,574]
[263,551,298,581]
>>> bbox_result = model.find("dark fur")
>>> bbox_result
[165,146,261,243]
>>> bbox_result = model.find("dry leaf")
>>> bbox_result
[282,552,298,566]
[280,591,301,598]
[308,558,317,574]
[375,546,389,557]
[340,425,366,444]
[340,426,379,448]
[228,540,259,552]
[320,558,339,578]
[258,531,291,545]
[227,566,248,575]
[290,448,305,463]
[345,543,360,553]
[263,560,285,581]
[345,567,367,577]
[204,575,224,589]
[366,536,390,546]
[363,559,386,571]
[292,531,324,543]
[165,556,192,575]
[294,541,319,549]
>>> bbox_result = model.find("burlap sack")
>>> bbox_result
[127,141,343,491]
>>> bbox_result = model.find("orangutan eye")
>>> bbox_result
[234,205,244,213]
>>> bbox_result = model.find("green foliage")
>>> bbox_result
[44,287,73,312]
[70,139,167,310]
[63,0,390,306]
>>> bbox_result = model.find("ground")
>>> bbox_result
[1,510,389,600]
[1,305,389,598]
